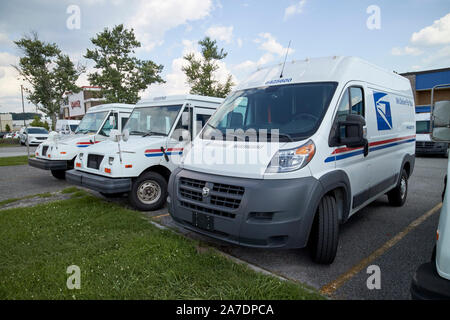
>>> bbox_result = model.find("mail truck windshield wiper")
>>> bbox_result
[142,131,168,137]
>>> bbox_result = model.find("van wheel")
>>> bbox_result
[308,195,339,264]
[51,170,66,180]
[388,169,408,206]
[128,172,167,211]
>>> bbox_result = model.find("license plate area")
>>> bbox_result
[192,212,214,231]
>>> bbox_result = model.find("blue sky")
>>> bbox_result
[1,0,450,113]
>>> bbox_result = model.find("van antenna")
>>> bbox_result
[280,40,291,78]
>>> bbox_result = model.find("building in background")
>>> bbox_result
[60,86,105,120]
[401,67,450,156]
[0,113,13,132]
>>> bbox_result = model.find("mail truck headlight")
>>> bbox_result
[266,140,315,173]
[108,157,115,165]
[79,153,84,160]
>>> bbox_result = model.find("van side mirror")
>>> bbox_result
[338,114,366,148]
[109,115,116,127]
[431,100,450,142]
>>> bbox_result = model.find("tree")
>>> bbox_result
[182,37,234,98]
[5,124,11,132]
[14,32,83,129]
[30,115,49,131]
[85,24,165,104]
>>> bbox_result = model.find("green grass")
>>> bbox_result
[0,198,21,207]
[0,155,30,167]
[61,187,80,194]
[0,195,323,300]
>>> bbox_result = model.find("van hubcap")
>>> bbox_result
[137,180,161,204]
[400,178,407,199]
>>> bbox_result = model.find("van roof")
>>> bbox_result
[236,56,412,93]
[137,94,224,107]
[86,103,135,113]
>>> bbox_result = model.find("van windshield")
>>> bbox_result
[202,82,337,142]
[123,105,182,136]
[75,111,108,134]
[27,128,48,134]
[416,120,430,134]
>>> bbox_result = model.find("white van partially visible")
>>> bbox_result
[55,119,81,135]
[415,109,449,157]
[29,103,134,180]
[66,95,223,211]
[168,56,416,264]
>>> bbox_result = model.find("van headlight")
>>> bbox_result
[79,153,84,160]
[265,140,315,173]
[108,157,114,165]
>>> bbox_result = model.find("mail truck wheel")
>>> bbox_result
[51,170,66,180]
[388,169,408,207]
[129,172,167,211]
[308,195,339,264]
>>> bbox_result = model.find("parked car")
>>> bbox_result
[19,127,49,146]
[66,95,222,210]
[168,56,416,264]
[3,133,13,139]
[29,103,134,180]
[411,85,450,299]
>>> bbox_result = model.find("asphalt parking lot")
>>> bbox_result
[2,155,447,299]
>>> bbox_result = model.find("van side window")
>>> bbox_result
[336,90,350,121]
[196,114,211,134]
[121,117,128,130]
[350,87,364,117]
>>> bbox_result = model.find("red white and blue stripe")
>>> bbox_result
[324,135,416,163]
[144,148,183,158]
[76,141,101,148]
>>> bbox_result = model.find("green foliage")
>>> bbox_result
[29,115,49,130]
[85,24,165,104]
[14,33,83,129]
[5,124,11,132]
[182,37,234,98]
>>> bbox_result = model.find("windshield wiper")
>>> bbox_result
[142,131,168,137]
[129,130,146,135]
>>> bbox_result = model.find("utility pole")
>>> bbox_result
[21,85,26,126]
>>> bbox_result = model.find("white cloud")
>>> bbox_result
[205,25,234,44]
[237,38,243,48]
[255,33,294,56]
[422,45,450,67]
[411,13,450,46]
[391,46,423,56]
[284,0,306,20]
[128,0,213,52]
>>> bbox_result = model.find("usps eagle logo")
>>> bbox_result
[373,92,392,131]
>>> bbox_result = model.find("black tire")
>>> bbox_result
[100,192,124,198]
[51,170,66,180]
[388,169,408,206]
[128,171,167,211]
[308,195,339,264]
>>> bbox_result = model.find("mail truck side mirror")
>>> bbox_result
[338,114,366,148]
[431,100,450,142]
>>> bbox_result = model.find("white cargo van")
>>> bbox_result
[415,108,449,157]
[168,56,416,264]
[66,95,223,211]
[411,85,450,299]
[55,119,81,135]
[29,103,134,179]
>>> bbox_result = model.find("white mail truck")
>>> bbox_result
[66,95,223,211]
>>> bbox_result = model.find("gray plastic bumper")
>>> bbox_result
[28,157,68,171]
[66,169,132,194]
[168,168,324,249]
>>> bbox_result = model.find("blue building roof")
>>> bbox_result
[416,69,450,90]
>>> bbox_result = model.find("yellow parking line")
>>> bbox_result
[320,202,442,296]
[152,213,170,219]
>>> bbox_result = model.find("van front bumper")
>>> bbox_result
[168,168,323,249]
[411,262,450,300]
[28,157,68,171]
[66,169,132,194]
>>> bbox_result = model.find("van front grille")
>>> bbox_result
[178,177,245,219]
